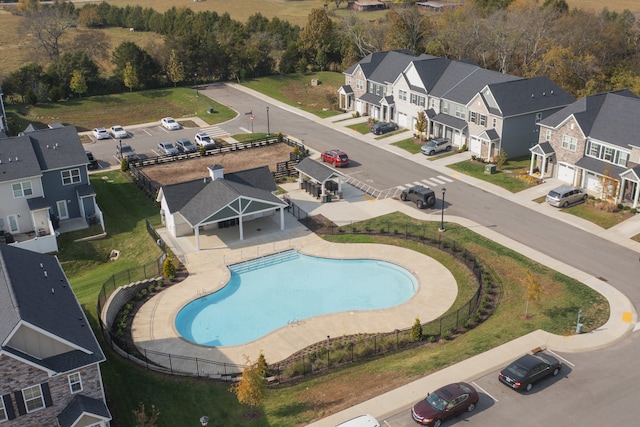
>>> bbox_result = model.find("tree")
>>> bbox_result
[20,1,77,59]
[230,355,267,415]
[163,256,176,281]
[123,62,138,91]
[298,9,338,70]
[385,7,432,54]
[410,317,422,341]
[495,149,508,169]
[414,111,428,140]
[132,403,160,427]
[69,70,87,98]
[524,270,543,319]
[112,41,160,89]
[166,49,185,87]
[17,0,40,15]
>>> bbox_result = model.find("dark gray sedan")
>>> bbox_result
[499,351,561,392]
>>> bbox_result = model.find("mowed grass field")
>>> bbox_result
[1,0,638,77]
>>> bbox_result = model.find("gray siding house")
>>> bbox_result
[0,125,103,253]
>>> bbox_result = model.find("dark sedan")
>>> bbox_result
[411,382,478,426]
[498,351,562,392]
[370,121,398,135]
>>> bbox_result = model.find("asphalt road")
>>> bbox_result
[88,83,640,425]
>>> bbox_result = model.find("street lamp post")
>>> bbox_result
[200,416,209,426]
[266,106,270,136]
[439,187,446,232]
[194,73,198,97]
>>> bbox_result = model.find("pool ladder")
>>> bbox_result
[229,249,299,274]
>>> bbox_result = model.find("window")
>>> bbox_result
[368,81,374,93]
[346,76,351,85]
[603,146,613,161]
[356,79,363,90]
[617,151,629,166]
[586,140,629,166]
[479,115,487,126]
[454,105,466,120]
[442,101,450,114]
[561,134,577,151]
[430,99,435,108]
[62,169,81,185]
[545,129,552,141]
[68,372,83,393]
[469,111,477,124]
[12,181,32,198]
[492,118,497,128]
[417,95,425,107]
[0,397,7,422]
[22,385,44,413]
[398,90,407,101]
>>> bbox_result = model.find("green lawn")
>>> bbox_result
[392,137,425,154]
[241,72,345,118]
[560,198,636,229]
[62,174,609,425]
[347,121,372,134]
[448,156,538,193]
[6,88,235,134]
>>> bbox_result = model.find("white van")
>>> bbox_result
[335,414,380,427]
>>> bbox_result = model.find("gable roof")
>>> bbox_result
[0,125,88,183]
[482,76,575,117]
[160,165,285,226]
[57,394,112,427]
[0,244,105,371]
[539,89,640,149]
[368,51,433,85]
[344,49,416,76]
[431,61,520,104]
[408,57,452,93]
[295,157,347,183]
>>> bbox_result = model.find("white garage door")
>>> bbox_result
[557,163,575,183]
[469,136,481,155]
[398,113,408,128]
[453,131,462,148]
[585,172,600,192]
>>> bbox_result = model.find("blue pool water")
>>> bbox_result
[175,250,417,346]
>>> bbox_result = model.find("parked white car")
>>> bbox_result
[92,127,110,140]
[110,125,128,139]
[195,132,217,149]
[161,117,181,130]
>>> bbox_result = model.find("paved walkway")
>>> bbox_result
[131,83,639,425]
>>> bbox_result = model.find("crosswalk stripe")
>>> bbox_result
[437,175,454,182]
[429,177,446,185]
[421,179,437,187]
[200,126,229,138]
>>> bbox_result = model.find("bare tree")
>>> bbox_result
[385,6,432,54]
[21,2,77,59]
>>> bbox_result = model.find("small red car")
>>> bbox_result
[411,382,478,426]
[321,149,350,167]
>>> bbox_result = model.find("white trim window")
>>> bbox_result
[454,105,466,120]
[0,396,7,422]
[22,385,44,413]
[398,89,407,101]
[356,79,364,90]
[12,181,33,198]
[492,118,497,128]
[479,115,487,126]
[562,134,577,151]
[469,111,477,124]
[62,168,81,185]
[587,141,629,166]
[545,129,552,141]
[68,372,83,393]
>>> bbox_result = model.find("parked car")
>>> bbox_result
[157,142,179,156]
[110,125,128,139]
[116,143,139,162]
[175,138,197,153]
[321,149,350,167]
[401,185,436,209]
[161,117,181,130]
[546,185,588,208]
[335,414,380,427]
[85,151,99,170]
[498,351,562,392]
[411,382,479,426]
[421,137,452,156]
[92,127,110,140]
[195,132,217,149]
[371,121,398,135]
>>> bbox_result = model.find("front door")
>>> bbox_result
[57,200,69,220]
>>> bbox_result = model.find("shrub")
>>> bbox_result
[163,257,176,281]
[411,317,423,341]
[428,335,437,343]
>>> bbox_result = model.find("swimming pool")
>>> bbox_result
[175,250,417,346]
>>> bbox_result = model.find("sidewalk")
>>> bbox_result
[224,84,639,426]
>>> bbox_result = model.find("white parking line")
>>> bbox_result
[546,349,575,367]
[472,381,499,403]
[142,128,152,136]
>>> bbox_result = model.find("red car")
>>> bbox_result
[411,382,478,426]
[321,149,350,167]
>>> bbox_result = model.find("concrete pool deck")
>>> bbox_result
[131,194,460,368]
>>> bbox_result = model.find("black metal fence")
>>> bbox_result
[96,206,499,383]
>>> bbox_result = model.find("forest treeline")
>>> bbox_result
[3,0,640,104]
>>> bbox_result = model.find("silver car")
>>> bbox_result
[546,185,588,207]
[421,137,452,156]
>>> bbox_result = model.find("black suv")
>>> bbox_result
[400,185,436,209]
